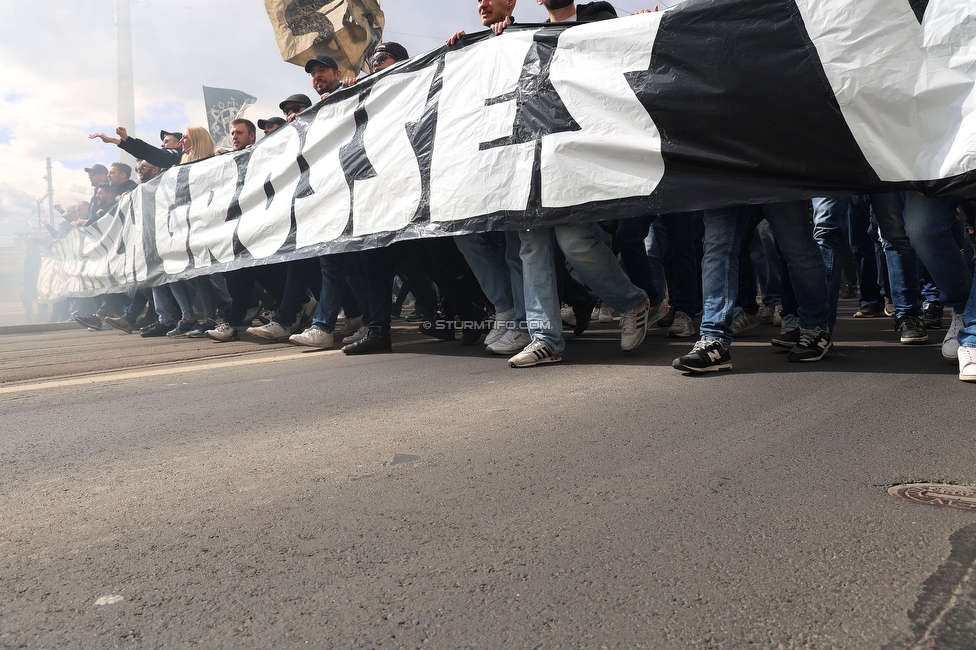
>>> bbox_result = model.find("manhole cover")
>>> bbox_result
[888,483,976,512]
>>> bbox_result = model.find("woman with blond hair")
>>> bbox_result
[90,124,227,338]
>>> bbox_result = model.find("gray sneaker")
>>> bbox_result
[289,325,334,348]
[666,311,696,338]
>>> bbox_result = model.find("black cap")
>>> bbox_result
[278,93,313,111]
[85,164,108,175]
[374,42,408,62]
[304,54,339,73]
[257,117,287,130]
[160,129,183,142]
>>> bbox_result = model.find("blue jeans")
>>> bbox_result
[903,193,970,314]
[618,213,696,314]
[959,273,976,348]
[701,201,828,346]
[869,192,921,318]
[274,258,319,327]
[752,219,784,306]
[312,254,350,333]
[812,197,851,330]
[151,285,179,324]
[847,196,884,307]
[520,223,647,353]
[454,231,525,325]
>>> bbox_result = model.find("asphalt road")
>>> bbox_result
[1,304,974,649]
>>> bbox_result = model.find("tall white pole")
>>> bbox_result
[116,0,136,166]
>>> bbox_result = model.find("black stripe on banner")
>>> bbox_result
[637,0,898,212]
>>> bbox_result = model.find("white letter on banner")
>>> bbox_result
[118,190,147,285]
[183,154,241,265]
[430,31,538,223]
[352,67,435,236]
[794,0,976,181]
[237,125,303,259]
[154,169,191,275]
[294,96,357,248]
[543,14,665,207]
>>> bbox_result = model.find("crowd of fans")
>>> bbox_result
[34,0,976,382]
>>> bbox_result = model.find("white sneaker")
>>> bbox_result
[959,346,976,381]
[943,311,963,360]
[560,305,577,327]
[342,324,369,345]
[508,336,561,368]
[289,324,333,348]
[207,321,238,341]
[599,304,614,323]
[334,316,363,339]
[485,308,515,347]
[246,320,294,340]
[487,329,531,354]
[667,311,696,338]
[242,303,262,325]
[255,309,275,325]
[619,298,652,351]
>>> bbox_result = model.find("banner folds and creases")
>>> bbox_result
[41,0,976,300]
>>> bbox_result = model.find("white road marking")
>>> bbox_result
[94,595,124,606]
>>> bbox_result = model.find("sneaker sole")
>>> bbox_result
[289,337,332,348]
[787,342,832,362]
[671,360,732,373]
[960,373,976,382]
[770,338,797,349]
[900,336,930,344]
[509,356,561,368]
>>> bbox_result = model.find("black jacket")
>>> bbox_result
[118,136,182,170]
[575,2,617,21]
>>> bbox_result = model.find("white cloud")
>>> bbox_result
[0,0,630,234]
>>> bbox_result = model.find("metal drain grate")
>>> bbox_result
[888,483,976,512]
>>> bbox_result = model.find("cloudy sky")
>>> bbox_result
[0,0,666,235]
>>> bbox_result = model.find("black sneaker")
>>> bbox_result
[420,315,456,341]
[771,327,802,349]
[140,321,175,338]
[787,326,832,362]
[74,314,102,330]
[657,305,676,328]
[672,339,732,373]
[896,315,929,344]
[922,302,944,329]
[342,333,392,355]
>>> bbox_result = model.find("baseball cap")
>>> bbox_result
[278,93,313,111]
[304,54,340,73]
[159,130,183,142]
[374,42,408,61]
[84,164,108,175]
[257,117,287,130]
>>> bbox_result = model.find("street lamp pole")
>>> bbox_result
[116,0,136,166]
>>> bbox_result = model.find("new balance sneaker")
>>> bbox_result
[486,329,531,355]
[667,311,696,338]
[140,321,175,338]
[786,326,832,362]
[74,314,102,330]
[289,324,334,348]
[619,298,652,351]
[598,304,614,323]
[959,346,976,382]
[923,302,944,329]
[672,339,732,373]
[342,325,369,345]
[207,321,238,342]
[508,336,561,368]
[942,311,963,360]
[166,319,198,337]
[895,315,928,344]
[771,326,802,349]
[103,315,134,334]
[730,307,761,334]
[186,319,217,338]
[247,320,295,340]
[486,308,515,347]
[334,316,364,339]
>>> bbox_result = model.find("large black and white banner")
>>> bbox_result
[40,0,976,300]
